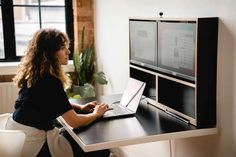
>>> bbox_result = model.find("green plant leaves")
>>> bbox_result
[93,72,108,85]
[73,48,81,85]
[84,44,94,71]
[81,26,85,50]
[72,26,108,98]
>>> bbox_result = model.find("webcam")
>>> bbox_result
[159,12,163,18]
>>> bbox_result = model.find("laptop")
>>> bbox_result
[103,77,146,119]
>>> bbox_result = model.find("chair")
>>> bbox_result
[0,113,11,129]
[0,113,26,157]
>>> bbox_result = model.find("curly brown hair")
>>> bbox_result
[13,28,70,88]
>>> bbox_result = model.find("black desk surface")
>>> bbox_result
[61,94,217,152]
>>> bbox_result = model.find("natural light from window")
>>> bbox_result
[13,0,66,56]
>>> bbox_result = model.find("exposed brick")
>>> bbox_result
[74,0,94,50]
[78,16,93,22]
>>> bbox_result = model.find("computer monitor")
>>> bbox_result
[129,19,158,71]
[157,20,196,81]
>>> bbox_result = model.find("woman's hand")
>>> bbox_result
[80,101,98,113]
[92,103,111,118]
[71,101,97,113]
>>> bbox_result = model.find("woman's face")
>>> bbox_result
[57,47,70,65]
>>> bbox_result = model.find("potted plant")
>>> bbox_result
[66,26,108,98]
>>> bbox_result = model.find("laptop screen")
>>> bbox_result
[120,78,146,112]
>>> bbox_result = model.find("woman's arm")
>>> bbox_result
[62,103,109,128]
[71,101,97,113]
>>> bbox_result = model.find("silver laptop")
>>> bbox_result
[103,78,146,119]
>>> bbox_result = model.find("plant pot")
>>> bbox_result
[72,84,95,98]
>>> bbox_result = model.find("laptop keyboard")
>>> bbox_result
[109,103,131,114]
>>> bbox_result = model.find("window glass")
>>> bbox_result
[13,0,39,5]
[0,7,4,59]
[14,7,40,56]
[41,7,66,32]
[0,0,72,62]
[14,0,65,6]
[41,0,65,6]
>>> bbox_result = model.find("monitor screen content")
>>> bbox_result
[129,19,158,70]
[157,20,196,81]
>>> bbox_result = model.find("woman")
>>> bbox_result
[6,28,110,157]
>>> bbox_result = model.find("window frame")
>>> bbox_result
[0,0,74,62]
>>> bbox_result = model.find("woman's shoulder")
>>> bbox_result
[39,74,61,85]
[41,74,58,80]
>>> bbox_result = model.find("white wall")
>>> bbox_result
[94,0,236,156]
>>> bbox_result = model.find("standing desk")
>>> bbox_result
[59,94,217,152]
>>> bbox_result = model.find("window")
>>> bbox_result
[0,0,73,62]
[0,5,5,59]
